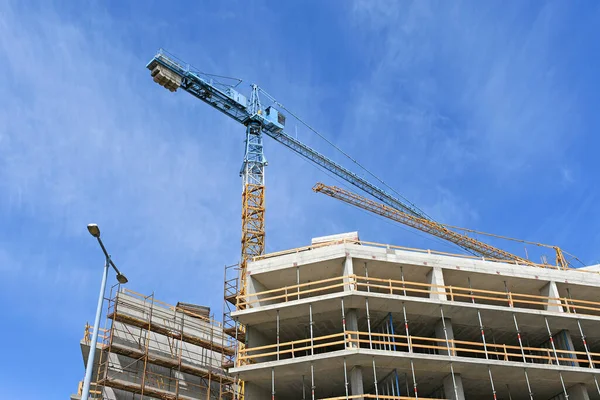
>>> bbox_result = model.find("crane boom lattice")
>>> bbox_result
[312,183,539,267]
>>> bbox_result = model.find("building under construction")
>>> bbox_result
[226,232,600,400]
[72,288,237,400]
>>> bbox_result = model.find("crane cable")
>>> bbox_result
[257,87,433,221]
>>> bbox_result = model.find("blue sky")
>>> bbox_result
[1,1,599,397]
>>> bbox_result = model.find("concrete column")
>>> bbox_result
[247,276,270,307]
[553,329,578,366]
[427,267,448,301]
[343,255,354,291]
[350,366,365,399]
[539,281,564,313]
[246,382,273,399]
[567,383,590,400]
[246,326,271,363]
[435,318,456,356]
[346,309,359,348]
[442,373,466,400]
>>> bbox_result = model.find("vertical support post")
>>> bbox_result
[276,309,280,361]
[544,317,569,400]
[488,368,497,400]
[401,266,407,296]
[401,301,418,398]
[302,375,306,400]
[389,313,396,351]
[410,360,418,400]
[311,363,316,400]
[341,298,347,347]
[297,266,301,300]
[440,307,459,400]
[366,298,373,349]
[402,303,411,352]
[511,312,534,399]
[469,278,496,399]
[343,358,349,400]
[309,303,314,356]
[365,262,370,293]
[271,367,275,400]
[568,288,596,369]
[372,358,379,399]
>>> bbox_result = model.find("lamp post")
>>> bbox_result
[81,223,128,399]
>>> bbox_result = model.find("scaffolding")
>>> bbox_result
[222,263,246,399]
[86,287,237,400]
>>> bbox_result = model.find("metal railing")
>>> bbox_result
[238,274,600,317]
[238,330,600,368]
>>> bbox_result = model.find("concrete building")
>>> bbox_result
[230,233,600,400]
[72,288,236,400]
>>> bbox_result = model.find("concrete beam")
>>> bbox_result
[427,267,447,301]
[539,281,564,313]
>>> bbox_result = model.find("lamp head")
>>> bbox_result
[116,273,128,284]
[87,224,101,238]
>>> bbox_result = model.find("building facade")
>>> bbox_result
[230,234,600,400]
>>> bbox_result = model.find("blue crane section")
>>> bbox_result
[146,48,426,219]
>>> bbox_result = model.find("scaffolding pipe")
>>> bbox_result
[311,363,316,400]
[309,303,314,356]
[343,358,349,399]
[439,307,459,400]
[487,367,497,400]
[341,298,347,347]
[469,277,496,400]
[567,288,596,369]
[410,359,418,399]
[468,278,489,358]
[297,266,301,300]
[543,316,569,400]
[401,266,407,296]
[365,262,370,293]
[303,375,306,400]
[372,357,379,399]
[366,298,373,349]
[271,368,275,400]
[277,310,280,360]
[389,313,397,351]
[509,304,534,399]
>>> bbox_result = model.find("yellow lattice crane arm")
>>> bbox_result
[313,183,570,270]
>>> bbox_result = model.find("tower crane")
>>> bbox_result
[313,183,571,270]
[146,48,432,304]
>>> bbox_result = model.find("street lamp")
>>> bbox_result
[80,223,128,399]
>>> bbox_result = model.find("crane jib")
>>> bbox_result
[147,50,426,219]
